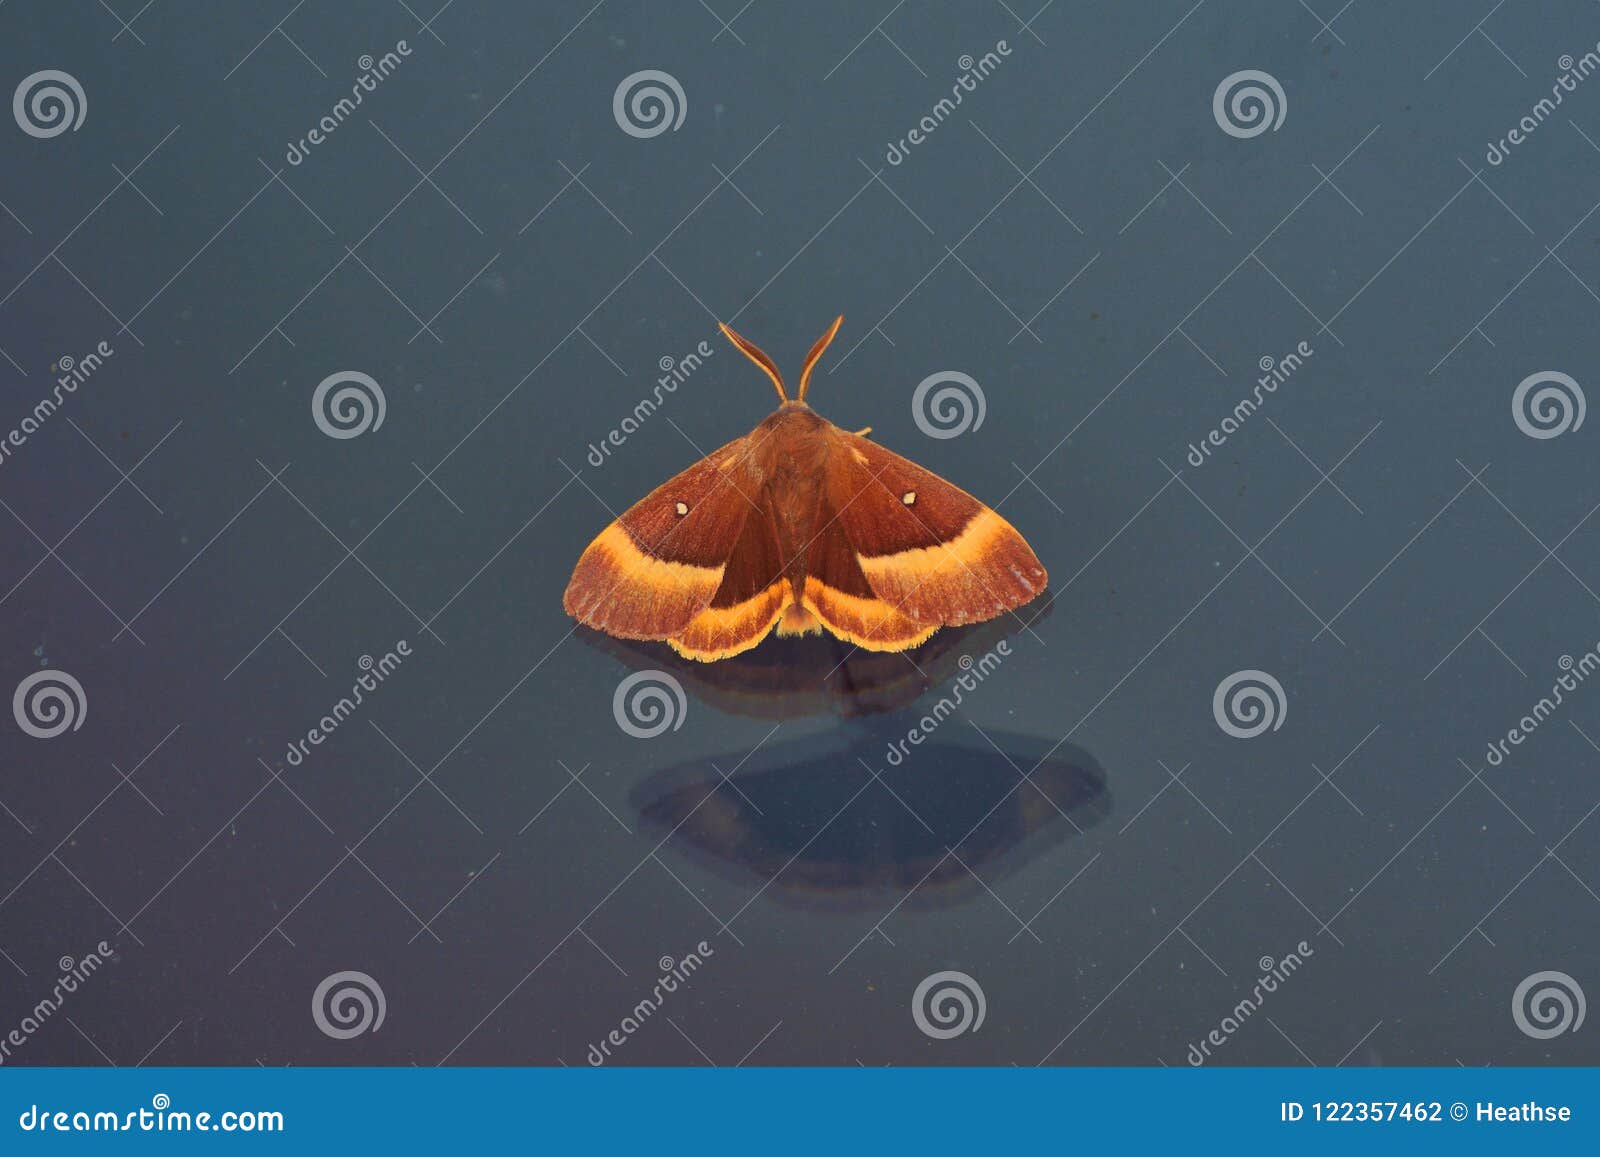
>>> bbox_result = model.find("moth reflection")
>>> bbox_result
[631,723,1108,912]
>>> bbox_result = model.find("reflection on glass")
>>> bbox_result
[632,720,1108,912]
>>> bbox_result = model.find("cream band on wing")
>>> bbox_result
[668,578,792,661]
[856,509,1003,580]
[566,523,725,638]
[801,577,938,652]
[855,508,1044,625]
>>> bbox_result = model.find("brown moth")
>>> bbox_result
[563,317,1047,661]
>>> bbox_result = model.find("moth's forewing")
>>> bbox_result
[821,427,1048,627]
[562,434,757,639]
[668,500,791,661]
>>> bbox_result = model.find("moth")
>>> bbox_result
[563,317,1047,661]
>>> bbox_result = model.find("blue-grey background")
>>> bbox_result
[2,0,1598,1066]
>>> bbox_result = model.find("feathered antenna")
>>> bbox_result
[718,322,787,403]
[797,315,844,402]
